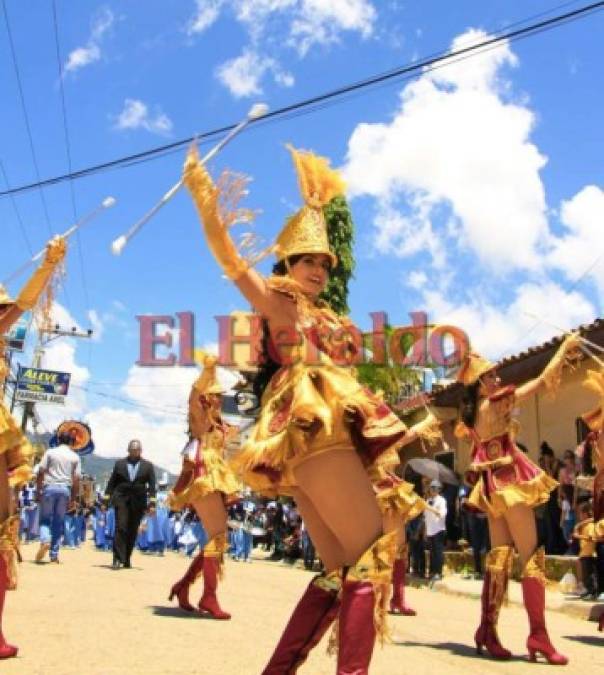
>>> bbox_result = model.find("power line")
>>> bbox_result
[1,0,53,234]
[50,0,93,367]
[0,159,33,254]
[0,1,603,200]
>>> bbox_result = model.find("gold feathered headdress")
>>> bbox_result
[456,351,496,386]
[274,145,345,267]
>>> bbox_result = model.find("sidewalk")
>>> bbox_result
[425,573,604,622]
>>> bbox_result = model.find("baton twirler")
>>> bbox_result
[111,103,269,256]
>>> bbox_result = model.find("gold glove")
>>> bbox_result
[411,411,442,446]
[182,146,249,281]
[15,236,66,311]
[541,332,582,394]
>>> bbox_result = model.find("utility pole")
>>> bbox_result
[19,323,93,434]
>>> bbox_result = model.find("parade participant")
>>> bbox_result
[35,429,82,563]
[580,367,604,630]
[104,440,157,569]
[370,413,442,616]
[456,341,580,665]
[0,235,66,659]
[167,354,240,619]
[183,145,408,674]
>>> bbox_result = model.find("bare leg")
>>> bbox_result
[504,505,567,665]
[502,505,537,568]
[487,513,513,548]
[191,491,227,541]
[290,488,344,572]
[293,448,382,564]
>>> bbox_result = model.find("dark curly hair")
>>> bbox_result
[460,381,480,429]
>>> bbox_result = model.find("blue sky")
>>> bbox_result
[1,1,603,468]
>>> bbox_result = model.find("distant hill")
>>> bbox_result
[26,432,175,487]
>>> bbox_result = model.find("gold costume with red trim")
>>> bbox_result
[168,355,240,510]
[462,385,557,518]
[232,276,407,496]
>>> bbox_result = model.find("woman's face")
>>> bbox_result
[289,254,331,297]
[478,369,500,396]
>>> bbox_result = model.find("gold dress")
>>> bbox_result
[370,464,427,521]
[464,386,557,518]
[168,426,240,511]
[234,276,407,496]
[0,340,32,488]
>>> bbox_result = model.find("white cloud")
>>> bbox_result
[188,1,376,95]
[65,7,114,75]
[342,28,549,273]
[548,185,604,300]
[422,281,595,361]
[289,0,377,56]
[114,98,173,135]
[86,406,187,474]
[187,0,225,35]
[216,50,294,97]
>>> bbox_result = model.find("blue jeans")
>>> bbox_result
[39,485,71,560]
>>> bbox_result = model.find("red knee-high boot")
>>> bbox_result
[474,545,513,660]
[337,532,396,675]
[198,534,231,620]
[522,548,568,665]
[261,571,341,674]
[389,550,416,616]
[168,550,204,612]
[0,518,18,660]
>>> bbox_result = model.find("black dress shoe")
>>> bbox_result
[123,561,131,569]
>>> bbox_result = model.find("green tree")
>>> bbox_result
[320,196,355,315]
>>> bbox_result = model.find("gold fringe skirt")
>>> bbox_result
[168,449,240,511]
[233,362,407,496]
[468,470,558,519]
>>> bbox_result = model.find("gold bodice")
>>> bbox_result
[474,387,517,442]
[266,276,358,367]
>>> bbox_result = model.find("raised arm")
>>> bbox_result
[399,411,442,452]
[0,236,66,334]
[182,147,284,320]
[516,333,581,403]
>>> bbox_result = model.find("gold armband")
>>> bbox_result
[183,147,249,281]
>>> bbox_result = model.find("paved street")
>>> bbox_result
[4,543,603,674]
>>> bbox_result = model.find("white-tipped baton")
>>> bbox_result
[111,102,269,256]
[3,196,117,286]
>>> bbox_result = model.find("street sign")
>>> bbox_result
[15,366,71,405]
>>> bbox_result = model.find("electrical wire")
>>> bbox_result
[51,0,92,353]
[1,0,54,234]
[1,1,603,199]
[0,159,33,254]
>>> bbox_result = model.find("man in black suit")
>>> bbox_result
[105,440,156,569]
